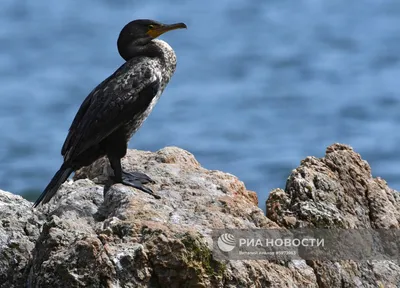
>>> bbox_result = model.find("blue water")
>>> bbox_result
[1,1,400,210]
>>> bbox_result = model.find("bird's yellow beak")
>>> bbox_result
[147,22,187,38]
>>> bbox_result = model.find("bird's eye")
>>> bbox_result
[148,24,155,29]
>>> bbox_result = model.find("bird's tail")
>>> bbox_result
[33,164,73,207]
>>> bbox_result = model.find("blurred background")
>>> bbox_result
[1,0,400,210]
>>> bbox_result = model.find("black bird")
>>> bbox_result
[33,19,187,207]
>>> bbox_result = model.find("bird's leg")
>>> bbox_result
[109,156,160,199]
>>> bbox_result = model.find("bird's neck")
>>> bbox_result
[118,39,163,62]
[151,39,177,77]
[118,39,177,82]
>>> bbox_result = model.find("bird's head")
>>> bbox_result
[117,19,187,60]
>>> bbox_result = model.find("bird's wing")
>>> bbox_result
[61,61,161,162]
[61,74,114,157]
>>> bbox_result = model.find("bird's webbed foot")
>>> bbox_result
[115,171,160,199]
[108,156,160,199]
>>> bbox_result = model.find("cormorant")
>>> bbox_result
[33,19,187,207]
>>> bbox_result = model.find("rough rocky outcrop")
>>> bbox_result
[266,144,400,287]
[0,144,399,287]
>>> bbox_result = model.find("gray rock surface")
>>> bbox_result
[0,144,399,287]
[266,143,400,288]
[0,191,43,288]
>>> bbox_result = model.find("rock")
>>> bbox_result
[267,143,400,229]
[267,143,400,287]
[0,191,43,288]
[0,144,399,287]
